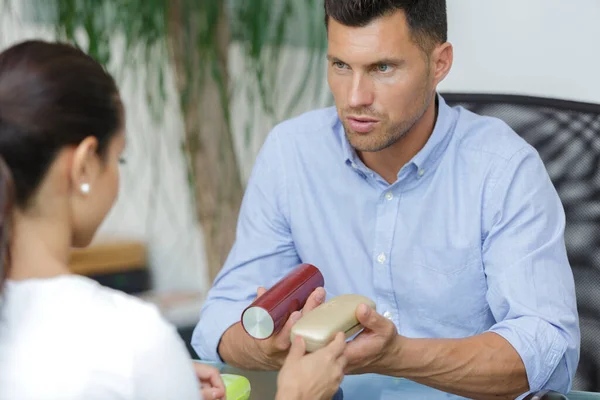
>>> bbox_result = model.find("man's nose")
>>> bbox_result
[348,75,374,109]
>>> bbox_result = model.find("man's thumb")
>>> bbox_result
[356,303,380,329]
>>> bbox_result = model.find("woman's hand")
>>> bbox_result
[276,332,347,400]
[192,363,226,400]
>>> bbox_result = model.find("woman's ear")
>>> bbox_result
[69,136,100,196]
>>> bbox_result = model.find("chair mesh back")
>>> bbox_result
[443,93,600,392]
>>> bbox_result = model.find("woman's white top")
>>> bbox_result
[0,275,201,400]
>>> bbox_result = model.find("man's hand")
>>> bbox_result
[192,363,226,400]
[343,304,399,375]
[343,307,529,399]
[252,286,326,368]
[217,286,326,370]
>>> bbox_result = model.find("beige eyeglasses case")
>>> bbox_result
[290,294,376,352]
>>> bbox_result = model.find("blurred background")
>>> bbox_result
[1,0,599,392]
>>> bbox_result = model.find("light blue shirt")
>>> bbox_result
[192,94,580,397]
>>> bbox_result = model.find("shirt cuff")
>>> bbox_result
[488,317,568,394]
[191,300,249,362]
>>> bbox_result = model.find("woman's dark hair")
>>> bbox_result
[324,0,447,54]
[0,156,13,288]
[0,39,123,286]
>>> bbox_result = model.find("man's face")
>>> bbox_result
[327,11,435,152]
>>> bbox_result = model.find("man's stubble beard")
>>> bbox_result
[344,79,435,153]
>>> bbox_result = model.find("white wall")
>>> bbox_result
[438,0,600,104]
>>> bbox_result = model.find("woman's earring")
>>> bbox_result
[80,183,90,194]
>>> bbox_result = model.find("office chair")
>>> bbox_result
[525,391,569,400]
[442,92,600,394]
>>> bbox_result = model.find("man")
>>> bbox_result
[192,1,580,399]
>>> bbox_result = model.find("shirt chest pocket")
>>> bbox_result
[394,243,490,334]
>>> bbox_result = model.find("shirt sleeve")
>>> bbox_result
[131,304,201,400]
[192,125,301,362]
[482,146,580,396]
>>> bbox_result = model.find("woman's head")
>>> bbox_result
[0,40,125,251]
[0,156,14,283]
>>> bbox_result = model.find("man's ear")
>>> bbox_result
[431,42,454,86]
[69,136,100,195]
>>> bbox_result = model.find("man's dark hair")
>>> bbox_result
[324,0,447,54]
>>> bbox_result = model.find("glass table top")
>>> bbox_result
[197,361,600,400]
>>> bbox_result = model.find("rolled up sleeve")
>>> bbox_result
[192,299,251,362]
[489,317,571,394]
[192,126,300,362]
[482,146,580,395]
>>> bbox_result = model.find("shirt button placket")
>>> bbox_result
[373,188,400,323]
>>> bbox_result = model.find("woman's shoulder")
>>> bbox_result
[1,275,193,399]
[67,275,176,338]
[5,274,178,351]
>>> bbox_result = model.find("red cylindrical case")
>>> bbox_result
[241,263,324,340]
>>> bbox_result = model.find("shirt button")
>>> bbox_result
[385,192,393,201]
[351,162,358,169]
[383,311,392,319]
[418,168,425,177]
[376,253,386,264]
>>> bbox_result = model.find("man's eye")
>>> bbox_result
[333,61,346,69]
[377,64,390,72]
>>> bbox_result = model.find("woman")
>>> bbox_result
[0,40,346,400]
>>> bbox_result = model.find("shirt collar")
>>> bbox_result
[411,93,455,172]
[337,93,456,175]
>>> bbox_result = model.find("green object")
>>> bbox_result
[221,373,251,400]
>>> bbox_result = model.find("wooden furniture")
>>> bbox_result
[68,240,150,294]
[69,240,147,276]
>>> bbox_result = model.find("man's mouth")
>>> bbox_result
[346,115,379,133]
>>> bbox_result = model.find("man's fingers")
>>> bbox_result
[273,311,301,350]
[302,287,326,314]
[274,287,324,351]
[256,286,267,299]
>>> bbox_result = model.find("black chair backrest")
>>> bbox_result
[442,92,600,392]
